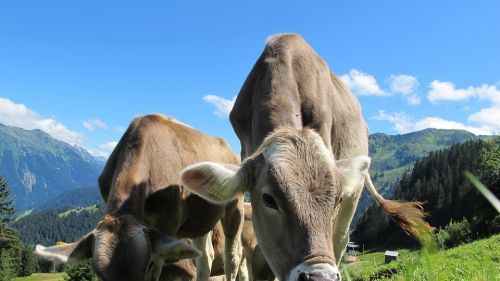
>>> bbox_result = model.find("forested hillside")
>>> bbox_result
[11,205,104,246]
[352,128,488,225]
[354,138,500,247]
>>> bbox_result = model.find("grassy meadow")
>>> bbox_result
[341,234,500,281]
[13,273,66,281]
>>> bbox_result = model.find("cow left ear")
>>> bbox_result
[336,156,371,197]
[181,162,245,204]
[149,228,201,263]
[34,232,94,264]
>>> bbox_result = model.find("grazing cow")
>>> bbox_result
[35,114,244,281]
[181,34,431,281]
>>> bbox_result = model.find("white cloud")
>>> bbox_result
[389,74,420,105]
[203,95,236,117]
[87,141,118,158]
[389,75,419,95]
[0,97,84,144]
[340,69,385,96]
[114,126,126,133]
[427,80,476,103]
[426,81,500,134]
[83,119,108,131]
[372,110,493,135]
[406,94,421,105]
[371,110,414,133]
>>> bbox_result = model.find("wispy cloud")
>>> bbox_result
[389,74,420,105]
[372,110,493,135]
[203,95,236,117]
[114,126,126,133]
[83,119,108,131]
[87,141,118,158]
[426,81,500,134]
[340,69,386,96]
[0,97,84,144]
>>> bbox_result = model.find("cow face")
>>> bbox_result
[35,215,200,281]
[182,129,370,281]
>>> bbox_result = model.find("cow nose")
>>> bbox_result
[299,272,310,281]
[298,272,341,281]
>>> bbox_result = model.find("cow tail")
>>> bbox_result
[364,174,433,237]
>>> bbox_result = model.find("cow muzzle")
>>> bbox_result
[289,263,341,281]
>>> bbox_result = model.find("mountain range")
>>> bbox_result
[0,122,491,219]
[0,123,104,211]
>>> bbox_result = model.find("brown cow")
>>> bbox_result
[181,34,430,281]
[36,114,244,281]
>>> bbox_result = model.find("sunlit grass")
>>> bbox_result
[343,174,500,280]
[13,273,66,281]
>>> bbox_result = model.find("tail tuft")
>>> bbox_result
[365,175,433,237]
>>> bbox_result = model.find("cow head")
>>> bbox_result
[35,214,200,281]
[181,128,370,281]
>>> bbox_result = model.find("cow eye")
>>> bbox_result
[262,193,278,209]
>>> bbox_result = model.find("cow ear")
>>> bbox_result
[149,229,201,263]
[181,162,245,204]
[336,156,371,197]
[35,232,94,264]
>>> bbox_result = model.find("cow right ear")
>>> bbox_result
[35,232,94,264]
[181,162,245,204]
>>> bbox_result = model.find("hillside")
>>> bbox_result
[352,128,487,225]
[11,205,104,246]
[36,187,103,211]
[354,138,500,247]
[0,123,104,211]
[342,234,500,280]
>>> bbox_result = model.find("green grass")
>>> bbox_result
[342,234,500,280]
[58,205,98,218]
[13,273,66,281]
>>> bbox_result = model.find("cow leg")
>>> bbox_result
[332,182,364,265]
[194,232,215,281]
[221,198,244,281]
[238,257,250,281]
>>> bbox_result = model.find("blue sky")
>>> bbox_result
[0,1,499,157]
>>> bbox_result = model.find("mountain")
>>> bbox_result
[352,128,488,225]
[36,187,103,211]
[353,138,500,247]
[0,123,104,211]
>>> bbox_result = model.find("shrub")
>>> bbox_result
[64,260,97,281]
[435,218,473,249]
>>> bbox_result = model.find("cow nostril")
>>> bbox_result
[298,272,310,281]
[334,272,341,281]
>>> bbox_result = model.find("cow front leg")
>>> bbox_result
[194,232,215,281]
[221,197,244,281]
[238,257,250,281]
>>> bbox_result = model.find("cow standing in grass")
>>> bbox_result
[36,114,244,281]
[181,34,430,281]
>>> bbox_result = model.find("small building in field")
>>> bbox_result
[347,242,360,254]
[347,255,357,263]
[384,250,399,263]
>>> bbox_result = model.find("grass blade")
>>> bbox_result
[465,171,500,213]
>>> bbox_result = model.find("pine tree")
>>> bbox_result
[0,176,23,278]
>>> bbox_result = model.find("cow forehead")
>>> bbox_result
[257,130,341,203]
[261,129,335,165]
[94,220,150,268]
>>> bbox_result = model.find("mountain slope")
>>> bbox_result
[0,123,104,211]
[352,128,486,225]
[12,205,104,245]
